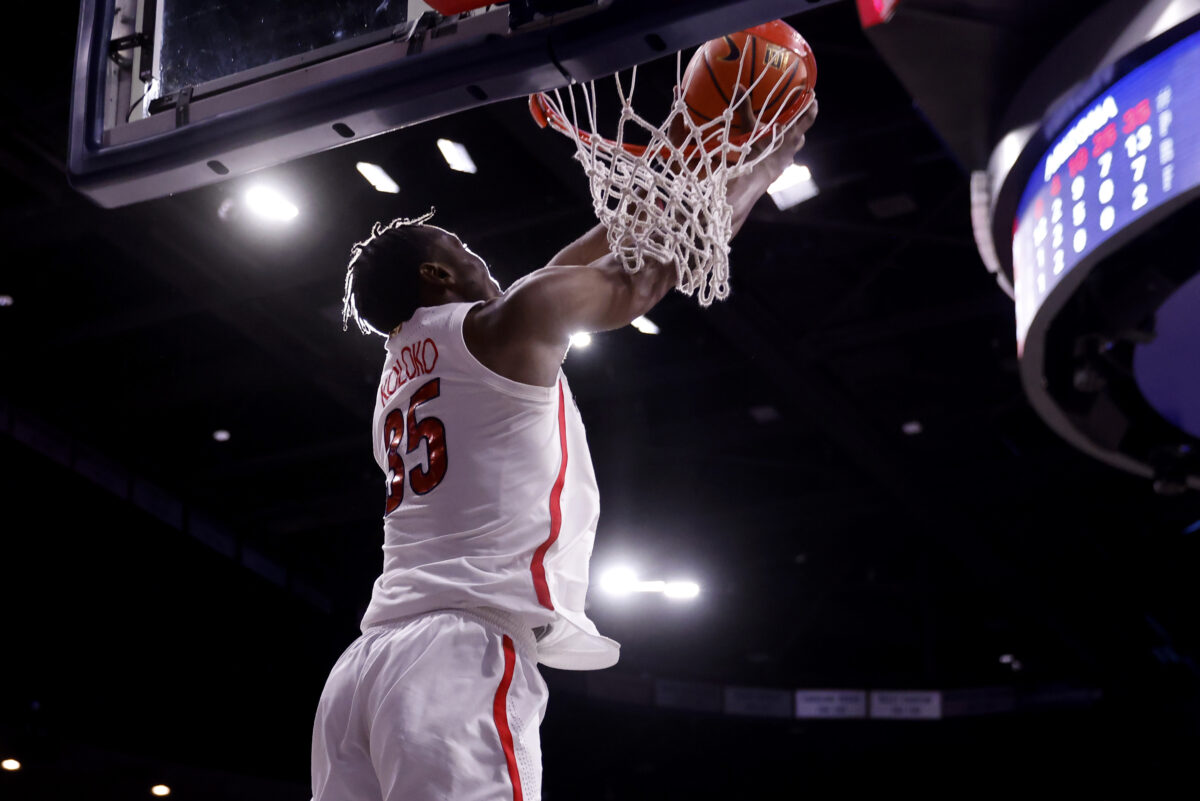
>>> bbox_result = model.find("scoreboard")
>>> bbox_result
[1013,27,1200,348]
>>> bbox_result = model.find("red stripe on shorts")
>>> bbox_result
[531,381,568,610]
[493,634,523,801]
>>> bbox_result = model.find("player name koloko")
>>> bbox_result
[380,337,440,404]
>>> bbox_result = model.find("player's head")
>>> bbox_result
[342,210,502,336]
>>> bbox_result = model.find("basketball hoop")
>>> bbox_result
[529,20,816,306]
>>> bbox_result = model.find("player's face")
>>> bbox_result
[432,228,502,301]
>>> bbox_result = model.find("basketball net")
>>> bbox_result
[531,48,812,306]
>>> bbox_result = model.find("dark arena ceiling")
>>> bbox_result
[3,0,1200,798]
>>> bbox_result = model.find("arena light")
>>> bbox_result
[244,185,298,221]
[0,295,12,307]
[569,332,592,348]
[599,567,638,596]
[212,430,231,442]
[599,567,700,600]
[902,420,923,435]
[151,785,172,797]
[1,759,20,771]
[355,162,400,194]
[436,139,477,174]
[631,315,660,334]
[768,164,818,210]
[664,581,700,599]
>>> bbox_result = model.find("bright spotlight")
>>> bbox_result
[599,567,638,596]
[151,785,172,797]
[664,581,700,599]
[355,162,400,194]
[212,429,231,442]
[569,332,592,348]
[631,315,660,335]
[244,185,298,221]
[1,759,20,771]
[436,139,478,174]
[0,295,13,307]
[768,163,818,210]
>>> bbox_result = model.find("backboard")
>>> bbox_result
[69,0,841,207]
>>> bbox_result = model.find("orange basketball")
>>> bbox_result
[681,20,816,139]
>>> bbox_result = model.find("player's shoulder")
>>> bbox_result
[469,264,575,334]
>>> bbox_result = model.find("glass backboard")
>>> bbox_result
[70,0,840,207]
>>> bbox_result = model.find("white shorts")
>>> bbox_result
[311,607,548,801]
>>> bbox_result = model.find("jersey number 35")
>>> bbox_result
[383,377,447,515]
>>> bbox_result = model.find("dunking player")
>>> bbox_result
[311,101,817,800]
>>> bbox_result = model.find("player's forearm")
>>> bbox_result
[546,222,610,267]
[728,153,791,239]
[577,251,676,332]
[727,98,818,239]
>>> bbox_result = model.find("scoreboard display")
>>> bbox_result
[1013,27,1200,348]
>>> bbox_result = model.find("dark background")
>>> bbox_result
[2,0,1199,797]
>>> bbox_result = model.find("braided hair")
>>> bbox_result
[341,209,438,336]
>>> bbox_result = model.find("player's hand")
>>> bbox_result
[755,95,817,174]
[783,96,819,156]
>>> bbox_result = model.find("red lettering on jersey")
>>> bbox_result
[421,339,439,374]
[1067,147,1089,178]
[1122,98,1150,134]
[1050,174,1062,196]
[380,337,440,405]
[383,408,406,515]
[1033,197,1044,220]
[1092,122,1117,156]
[407,378,447,495]
[401,347,419,379]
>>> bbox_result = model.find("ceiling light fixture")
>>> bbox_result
[1,759,20,771]
[599,567,638,596]
[436,139,477,174]
[631,315,660,334]
[0,295,13,307]
[599,567,700,600]
[212,430,231,442]
[244,185,299,221]
[902,420,923,435]
[768,163,818,210]
[569,332,592,348]
[151,785,172,797]
[664,581,700,599]
[355,162,400,194]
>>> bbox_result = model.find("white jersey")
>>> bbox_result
[360,301,619,671]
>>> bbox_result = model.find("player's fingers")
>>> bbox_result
[796,96,818,132]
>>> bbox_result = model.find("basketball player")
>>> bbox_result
[311,101,817,801]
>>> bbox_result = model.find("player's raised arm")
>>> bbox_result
[466,101,817,387]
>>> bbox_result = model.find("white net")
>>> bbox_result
[534,46,811,306]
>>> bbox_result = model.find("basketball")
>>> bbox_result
[681,20,817,138]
